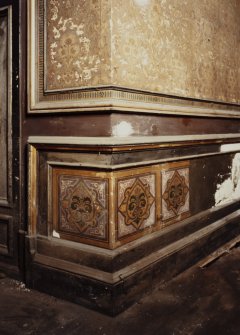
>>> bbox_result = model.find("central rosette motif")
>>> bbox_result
[119,178,154,229]
[70,195,93,226]
[62,180,103,233]
[163,170,189,215]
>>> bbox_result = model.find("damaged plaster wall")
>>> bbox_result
[215,153,240,206]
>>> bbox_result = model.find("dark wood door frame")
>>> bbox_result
[0,0,23,279]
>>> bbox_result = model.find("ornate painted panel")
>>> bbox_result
[52,168,109,246]
[117,173,156,240]
[0,8,12,206]
[45,0,103,91]
[28,0,111,112]
[162,164,190,224]
[29,141,193,248]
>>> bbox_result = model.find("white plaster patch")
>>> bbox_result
[112,121,134,137]
[134,0,151,6]
[53,230,60,239]
[221,143,240,153]
[215,153,240,206]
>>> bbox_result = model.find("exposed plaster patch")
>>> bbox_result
[112,121,134,137]
[215,153,240,206]
[53,230,60,239]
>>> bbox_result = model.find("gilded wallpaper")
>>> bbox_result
[0,14,7,201]
[111,0,240,103]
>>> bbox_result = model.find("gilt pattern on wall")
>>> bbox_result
[58,174,108,241]
[117,174,156,239]
[112,0,240,104]
[162,167,189,221]
[45,0,102,91]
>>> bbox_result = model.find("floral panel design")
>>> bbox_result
[58,175,108,241]
[162,167,189,222]
[117,174,156,239]
[45,0,102,91]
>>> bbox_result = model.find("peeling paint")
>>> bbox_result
[113,121,134,137]
[215,153,240,206]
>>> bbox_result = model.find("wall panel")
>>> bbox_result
[0,8,12,206]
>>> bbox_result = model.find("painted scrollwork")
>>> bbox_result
[46,0,101,90]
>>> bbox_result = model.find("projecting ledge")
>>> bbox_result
[28,134,240,146]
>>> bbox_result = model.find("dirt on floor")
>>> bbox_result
[0,246,240,335]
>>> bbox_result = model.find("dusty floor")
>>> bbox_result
[0,247,240,335]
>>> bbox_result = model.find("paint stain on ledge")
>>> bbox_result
[215,153,240,206]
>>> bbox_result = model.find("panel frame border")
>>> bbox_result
[28,0,240,118]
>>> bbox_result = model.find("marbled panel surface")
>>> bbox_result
[0,15,8,201]
[111,0,240,103]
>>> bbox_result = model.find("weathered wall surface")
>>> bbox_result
[111,0,240,103]
[42,0,111,92]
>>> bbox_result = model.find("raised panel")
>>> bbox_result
[52,168,110,246]
[0,7,12,207]
[0,215,13,256]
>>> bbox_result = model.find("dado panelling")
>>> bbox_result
[28,0,240,116]
[29,145,190,249]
